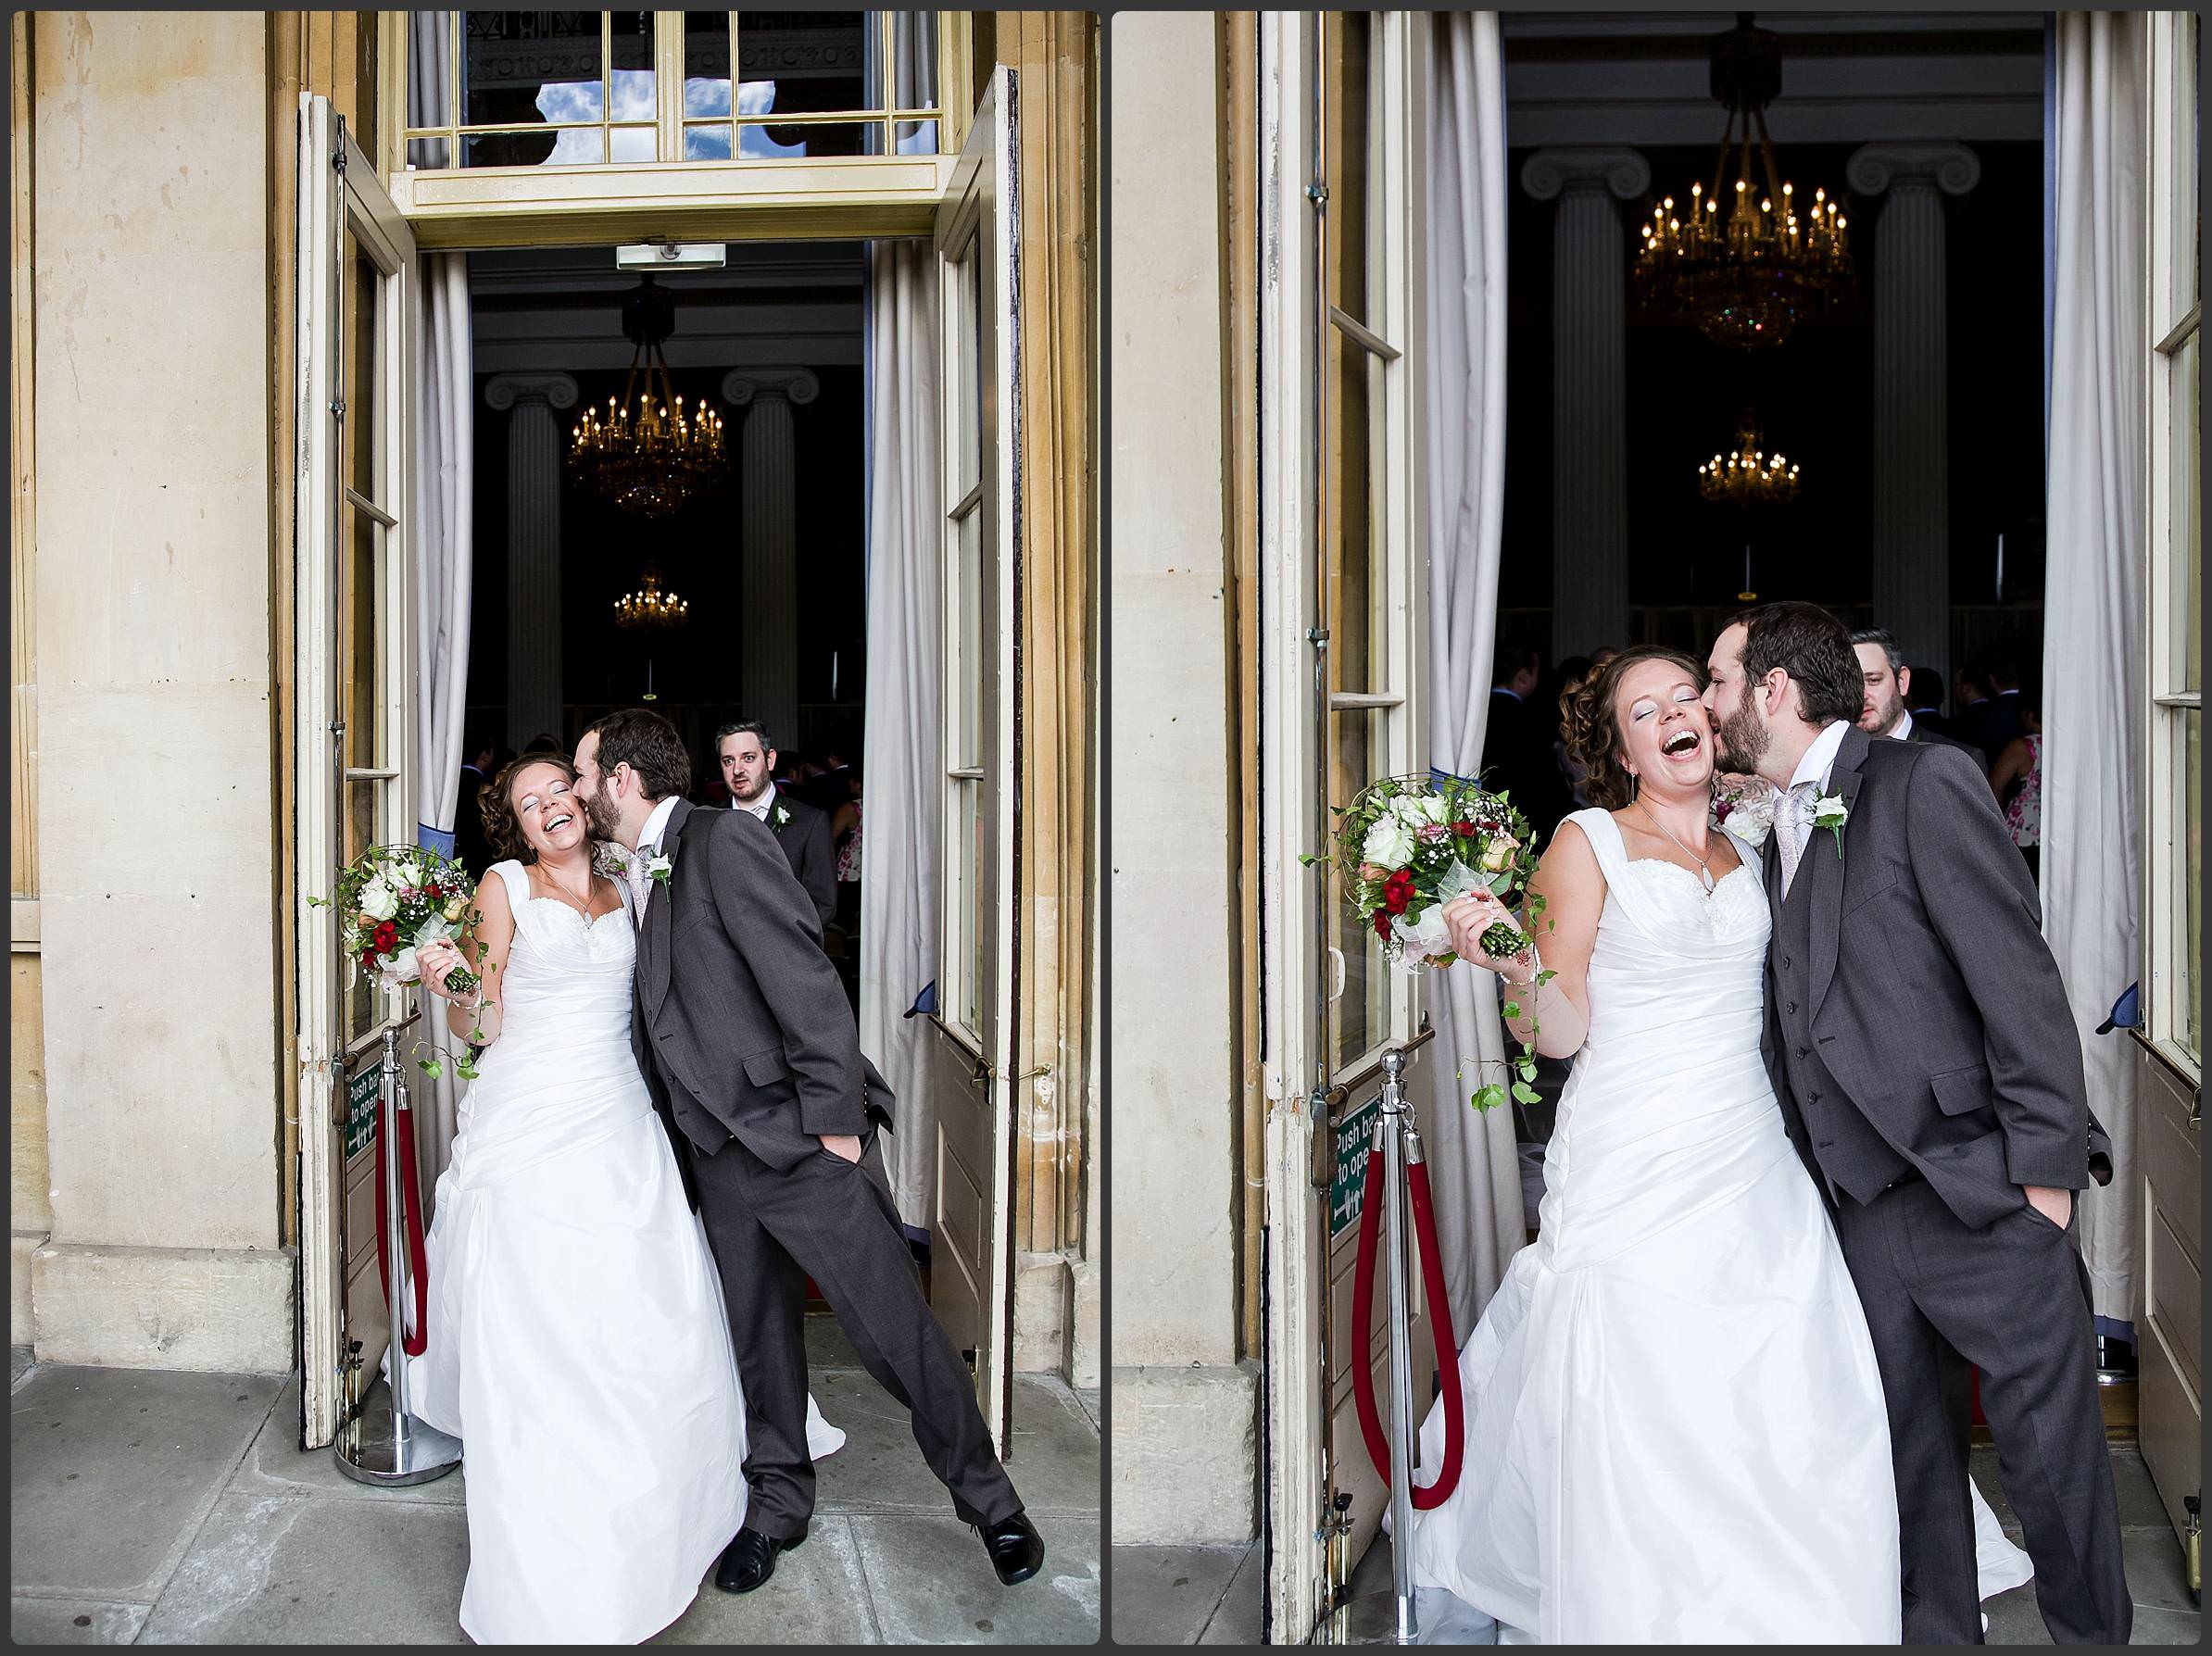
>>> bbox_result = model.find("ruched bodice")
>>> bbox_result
[448,861,651,1188]
[1534,811,1788,1273]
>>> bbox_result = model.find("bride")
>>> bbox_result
[1414,646,2029,1643]
[408,754,842,1645]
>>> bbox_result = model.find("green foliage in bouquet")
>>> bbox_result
[310,843,492,1080]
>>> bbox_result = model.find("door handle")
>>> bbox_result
[1326,946,1346,1002]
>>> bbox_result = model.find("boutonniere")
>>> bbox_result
[773,805,791,829]
[642,847,674,886]
[1811,791,1850,858]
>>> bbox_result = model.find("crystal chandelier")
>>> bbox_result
[1697,411,1802,506]
[569,275,727,518]
[612,568,690,630]
[1635,14,1852,349]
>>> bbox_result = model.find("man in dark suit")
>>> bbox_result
[451,731,497,878]
[1485,640,1572,847]
[572,709,1043,1595]
[1976,654,2030,764]
[1849,628,1988,776]
[717,720,838,928]
[1708,605,2125,1645]
[1903,662,1953,737]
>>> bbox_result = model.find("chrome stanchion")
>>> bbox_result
[1318,1048,1421,1645]
[333,1025,462,1487]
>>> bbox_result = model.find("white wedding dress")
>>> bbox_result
[1410,809,2030,1643]
[402,859,840,1645]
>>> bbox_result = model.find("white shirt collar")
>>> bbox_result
[733,780,777,822]
[638,794,680,853]
[1789,720,1853,795]
[1891,709,1915,742]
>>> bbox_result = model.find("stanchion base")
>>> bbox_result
[333,1397,463,1487]
[1313,1590,1418,1646]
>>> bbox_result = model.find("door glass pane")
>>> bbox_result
[739,12,870,117]
[737,119,872,159]
[2176,328,2200,696]
[2183,708,2200,1061]
[685,123,735,160]
[344,784,383,1041]
[344,244,378,503]
[685,12,735,119]
[960,778,985,1035]
[959,243,983,492]
[346,502,382,773]
[610,10,656,123]
[958,508,984,770]
[610,124,657,163]
[465,11,604,130]
[1332,709,1389,1071]
[406,12,459,168]
[1325,12,1371,328]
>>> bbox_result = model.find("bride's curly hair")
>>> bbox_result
[480,753,579,865]
[1561,645,1709,810]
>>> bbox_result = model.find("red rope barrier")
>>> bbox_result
[1350,1131,1465,1510]
[373,1083,431,1359]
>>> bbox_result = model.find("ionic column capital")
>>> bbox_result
[1520,146,1651,204]
[484,371,579,412]
[722,367,822,408]
[1846,142,1980,199]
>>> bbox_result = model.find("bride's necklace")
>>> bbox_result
[1638,801,1717,893]
[534,860,600,918]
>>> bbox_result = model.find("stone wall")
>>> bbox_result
[27,13,291,1371]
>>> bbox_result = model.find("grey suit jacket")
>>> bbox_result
[741,789,838,928]
[629,797,892,1182]
[1761,724,2110,1229]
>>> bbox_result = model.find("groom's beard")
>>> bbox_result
[1715,699,1770,774]
[582,786,625,844]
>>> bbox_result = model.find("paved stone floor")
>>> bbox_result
[1112,1445,2200,1645]
[11,1324,1100,1646]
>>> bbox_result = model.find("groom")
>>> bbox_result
[572,709,1044,1593]
[1706,603,2126,1644]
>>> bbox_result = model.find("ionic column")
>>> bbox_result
[723,367,820,751]
[484,372,578,750]
[1847,142,1979,685]
[1522,147,1648,661]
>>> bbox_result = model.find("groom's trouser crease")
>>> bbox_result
[688,1129,1022,1543]
[1836,1178,2130,1645]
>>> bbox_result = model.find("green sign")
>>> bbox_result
[1329,1095,1382,1239]
[345,1057,383,1163]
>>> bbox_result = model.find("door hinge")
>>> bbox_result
[329,398,346,418]
[2184,1494,2200,1595]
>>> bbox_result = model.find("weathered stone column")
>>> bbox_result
[1848,142,1979,684]
[485,372,577,750]
[1522,147,1649,660]
[723,367,820,752]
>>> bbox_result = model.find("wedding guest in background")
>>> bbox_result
[1953,660,1996,754]
[1905,663,1952,735]
[1850,628,1988,775]
[1486,639,1571,845]
[1979,654,2029,762]
[523,731,563,757]
[452,729,498,878]
[718,720,838,928]
[1989,687,2044,885]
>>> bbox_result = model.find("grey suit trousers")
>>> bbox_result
[687,1125,1021,1539]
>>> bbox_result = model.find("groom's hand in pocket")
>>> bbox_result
[818,1134,863,1164]
[2022,1184,2072,1229]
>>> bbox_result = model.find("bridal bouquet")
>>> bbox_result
[315,844,484,999]
[1306,775,1550,1111]
[1308,774,1542,970]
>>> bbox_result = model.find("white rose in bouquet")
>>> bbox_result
[391,856,422,891]
[1363,814,1417,870]
[359,878,398,922]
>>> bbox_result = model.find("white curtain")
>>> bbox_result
[1420,12,1523,1336]
[2043,12,2147,1326]
[859,239,945,1229]
[413,251,475,1187]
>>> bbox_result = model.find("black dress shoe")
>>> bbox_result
[714,1525,803,1594]
[973,1510,1045,1586]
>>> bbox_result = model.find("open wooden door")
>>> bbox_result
[924,67,1023,1449]
[295,95,420,1449]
